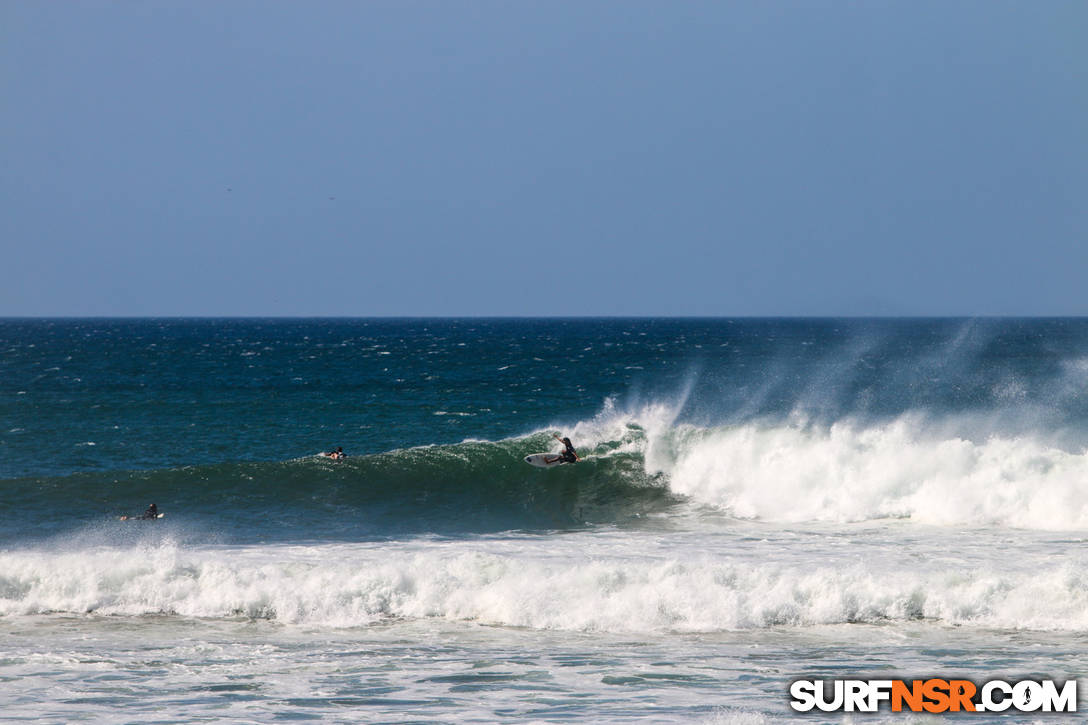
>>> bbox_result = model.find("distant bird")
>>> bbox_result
[328,196,336,201]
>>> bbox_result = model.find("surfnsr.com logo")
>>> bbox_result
[789,679,1078,713]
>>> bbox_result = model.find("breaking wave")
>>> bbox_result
[6,400,1088,538]
[3,541,1086,632]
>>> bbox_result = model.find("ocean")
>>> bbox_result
[1,318,1085,723]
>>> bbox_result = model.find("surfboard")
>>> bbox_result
[525,453,566,468]
[119,513,165,521]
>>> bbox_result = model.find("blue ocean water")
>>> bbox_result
[2,318,1086,722]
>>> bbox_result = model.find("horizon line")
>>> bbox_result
[3,314,1087,321]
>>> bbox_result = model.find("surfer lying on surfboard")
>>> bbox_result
[546,434,580,465]
[120,503,161,521]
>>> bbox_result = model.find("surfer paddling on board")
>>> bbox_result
[121,503,159,521]
[546,434,580,465]
[323,447,345,460]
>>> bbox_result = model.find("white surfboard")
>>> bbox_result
[525,453,566,468]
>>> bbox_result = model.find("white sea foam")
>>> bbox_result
[2,539,1086,632]
[701,710,773,725]
[663,417,1088,529]
[562,400,1088,530]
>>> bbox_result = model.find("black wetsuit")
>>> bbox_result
[559,442,578,463]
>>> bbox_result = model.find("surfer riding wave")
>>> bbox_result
[547,434,580,465]
[523,434,581,468]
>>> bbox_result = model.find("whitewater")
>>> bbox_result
[2,318,1086,722]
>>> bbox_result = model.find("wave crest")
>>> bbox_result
[653,415,1088,529]
[7,402,1088,536]
[3,543,1086,632]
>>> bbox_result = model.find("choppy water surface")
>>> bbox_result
[2,318,1086,722]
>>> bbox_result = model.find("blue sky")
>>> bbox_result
[2,1,1085,316]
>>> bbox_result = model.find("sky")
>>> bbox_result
[2,1,1085,316]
